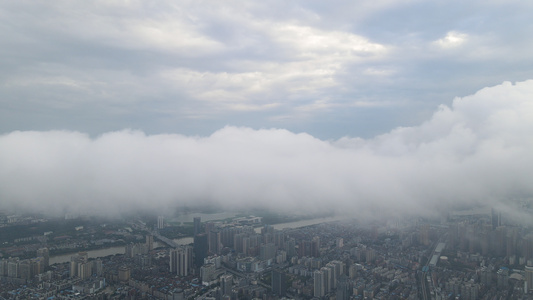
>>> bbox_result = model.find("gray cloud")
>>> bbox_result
[1,81,532,220]
[1,1,533,139]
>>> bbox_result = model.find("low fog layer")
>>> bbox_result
[1,81,533,220]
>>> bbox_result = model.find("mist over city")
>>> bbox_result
[1,81,533,221]
[2,1,533,299]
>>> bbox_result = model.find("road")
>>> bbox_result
[153,231,179,248]
[221,266,271,290]
[420,234,447,300]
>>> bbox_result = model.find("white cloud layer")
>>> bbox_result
[1,81,533,220]
[433,31,468,48]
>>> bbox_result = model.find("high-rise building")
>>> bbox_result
[170,248,177,274]
[263,232,273,244]
[312,236,320,257]
[260,243,276,261]
[94,259,103,276]
[30,258,43,278]
[185,246,194,274]
[273,231,286,249]
[497,267,509,288]
[321,266,332,293]
[19,260,31,280]
[157,216,165,229]
[118,266,131,282]
[205,222,215,237]
[36,248,49,270]
[208,229,222,255]
[194,217,202,236]
[261,225,274,235]
[325,262,340,290]
[70,252,88,278]
[285,238,297,257]
[0,259,7,276]
[525,265,533,293]
[336,238,344,248]
[272,269,286,297]
[126,242,149,257]
[135,254,152,269]
[234,233,245,253]
[492,208,502,230]
[314,270,325,297]
[220,274,233,296]
[243,237,251,256]
[146,234,154,251]
[299,240,312,257]
[337,275,351,300]
[221,225,246,248]
[365,248,376,263]
[7,258,19,278]
[420,224,430,246]
[194,233,208,268]
[170,246,192,276]
[77,261,92,280]
[200,263,216,284]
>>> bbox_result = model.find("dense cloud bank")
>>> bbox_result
[1,81,533,220]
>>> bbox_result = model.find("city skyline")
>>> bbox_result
[3,2,533,298]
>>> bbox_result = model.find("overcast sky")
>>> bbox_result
[1,1,533,219]
[2,0,533,138]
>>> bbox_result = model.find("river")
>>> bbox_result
[171,212,238,224]
[49,215,344,265]
[254,216,344,233]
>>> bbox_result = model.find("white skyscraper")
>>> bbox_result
[170,246,192,276]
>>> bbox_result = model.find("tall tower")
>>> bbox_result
[185,246,194,275]
[194,233,208,268]
[193,217,202,236]
[272,269,287,297]
[170,248,177,274]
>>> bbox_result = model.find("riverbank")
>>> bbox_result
[49,215,346,265]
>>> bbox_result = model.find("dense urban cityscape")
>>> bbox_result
[2,0,533,299]
[2,207,533,299]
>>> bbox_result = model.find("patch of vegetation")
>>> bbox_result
[159,225,194,239]
[0,218,95,244]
